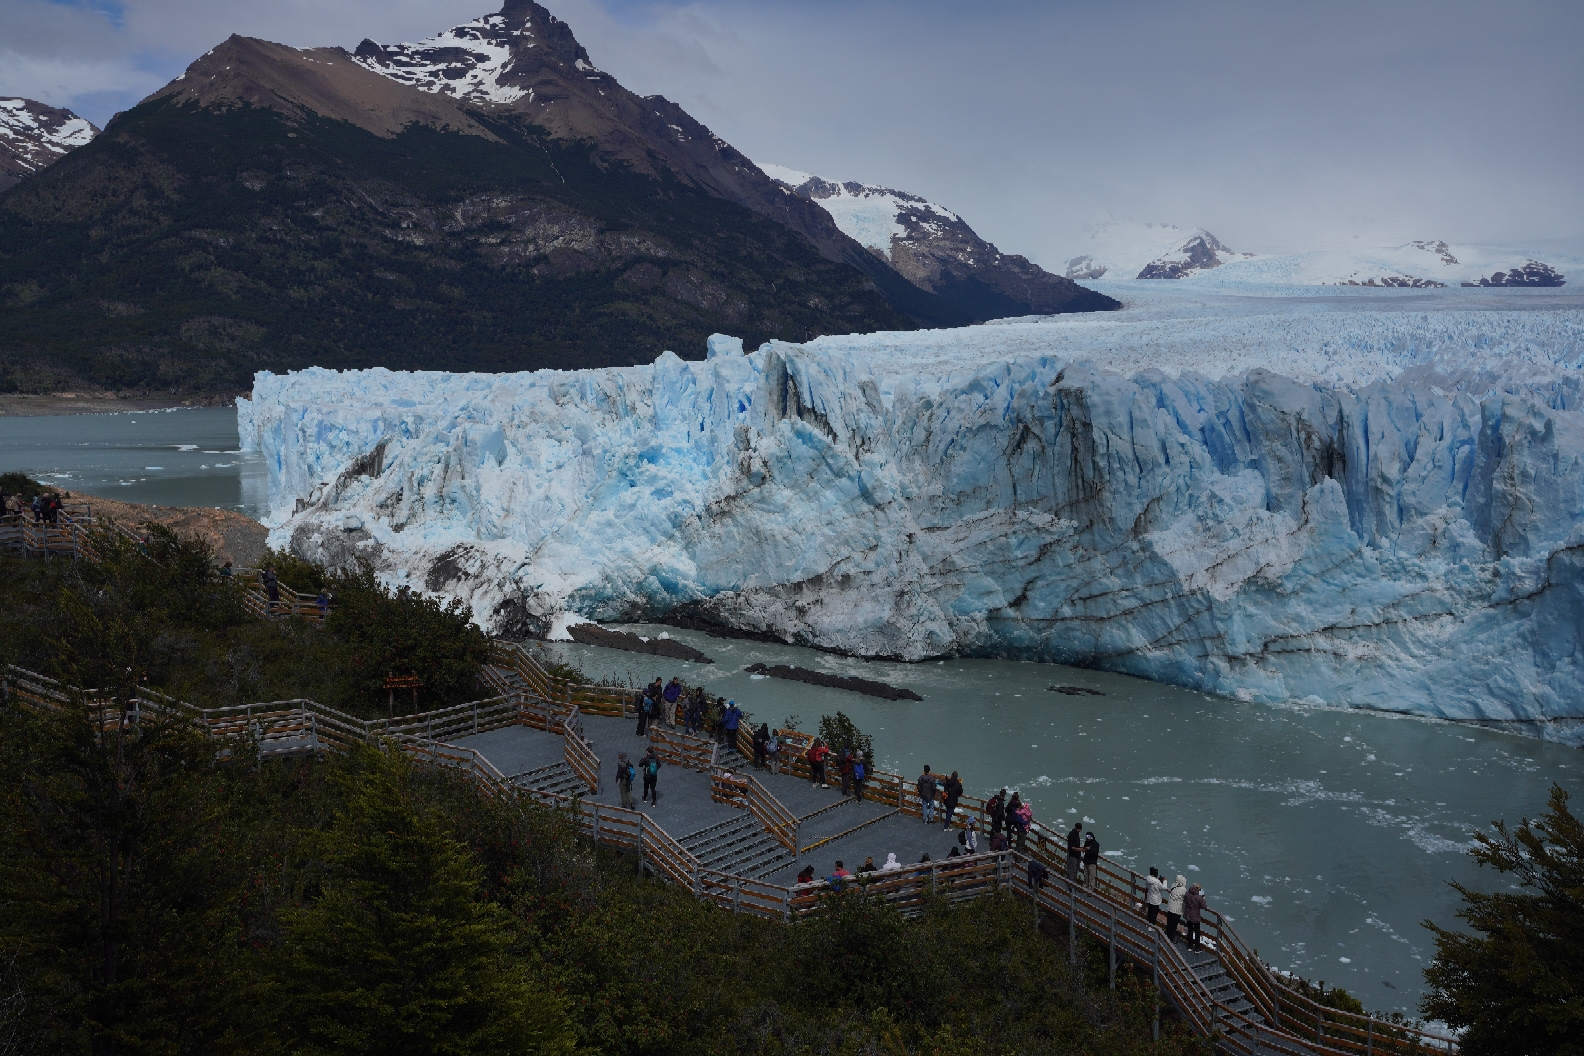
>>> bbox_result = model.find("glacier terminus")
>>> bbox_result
[242,282,1584,743]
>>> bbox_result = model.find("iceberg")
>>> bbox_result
[243,285,1584,742]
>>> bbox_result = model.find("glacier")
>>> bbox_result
[242,284,1584,743]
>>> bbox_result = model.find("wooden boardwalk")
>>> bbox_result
[0,540,1457,1056]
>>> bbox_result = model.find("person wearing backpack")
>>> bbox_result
[766,731,781,774]
[615,751,637,808]
[987,789,1006,837]
[640,747,662,805]
[941,770,964,831]
[851,752,867,801]
[635,691,655,736]
[917,766,938,824]
[958,818,979,854]
[1082,831,1101,889]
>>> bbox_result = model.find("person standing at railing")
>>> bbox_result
[987,788,1007,838]
[959,818,979,854]
[753,723,770,769]
[722,699,743,752]
[685,687,704,735]
[1183,882,1206,952]
[916,765,938,823]
[1164,874,1187,945]
[635,691,655,735]
[838,749,853,795]
[262,566,280,613]
[662,676,682,726]
[615,751,637,808]
[1012,797,1033,852]
[1066,821,1084,882]
[1144,867,1166,926]
[1082,831,1100,890]
[807,737,831,788]
[31,494,43,523]
[851,752,866,801]
[640,746,662,805]
[941,770,964,830]
[219,560,233,580]
[766,730,781,774]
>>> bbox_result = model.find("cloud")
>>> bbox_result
[2,0,1580,262]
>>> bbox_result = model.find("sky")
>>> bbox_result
[3,0,1581,267]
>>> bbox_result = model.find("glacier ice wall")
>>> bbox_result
[244,297,1584,741]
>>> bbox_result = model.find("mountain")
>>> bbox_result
[761,165,1117,320]
[0,98,97,191]
[1062,220,1251,280]
[1,2,1117,397]
[1197,239,1572,288]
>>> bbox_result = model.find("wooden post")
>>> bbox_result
[930,863,938,894]
[783,889,791,923]
[1070,884,1078,965]
[732,875,742,914]
[1152,934,1161,1041]
[1109,903,1117,990]
[637,815,645,876]
[1367,1018,1374,1056]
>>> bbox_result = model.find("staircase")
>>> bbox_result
[681,814,791,879]
[716,741,748,770]
[1183,946,1262,1022]
[509,761,587,798]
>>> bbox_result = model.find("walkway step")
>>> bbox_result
[509,761,586,797]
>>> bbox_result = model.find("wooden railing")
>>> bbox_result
[649,725,718,771]
[743,772,799,854]
[233,568,326,623]
[562,706,600,794]
[0,660,1455,1056]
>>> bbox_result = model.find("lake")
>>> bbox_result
[540,623,1578,1015]
[0,407,266,518]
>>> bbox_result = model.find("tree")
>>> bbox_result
[818,711,874,764]
[1421,783,1584,1056]
[279,746,575,1056]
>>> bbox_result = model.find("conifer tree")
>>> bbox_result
[279,747,575,1056]
[1422,783,1584,1056]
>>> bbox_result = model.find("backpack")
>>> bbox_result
[957,829,967,846]
[919,775,936,799]
[643,758,659,778]
[622,762,635,783]
[853,762,865,781]
[642,696,655,715]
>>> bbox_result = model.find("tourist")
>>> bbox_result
[1183,883,1207,951]
[1066,822,1084,882]
[1012,797,1033,851]
[858,855,877,874]
[708,695,725,743]
[662,676,682,726]
[635,691,654,735]
[684,687,703,735]
[262,566,280,613]
[616,751,636,808]
[987,788,1007,837]
[1028,857,1049,891]
[851,751,866,801]
[1145,867,1166,925]
[766,729,781,774]
[989,830,1010,853]
[1165,874,1188,944]
[640,746,662,805]
[722,699,743,751]
[917,765,938,823]
[796,864,816,885]
[30,494,43,524]
[1082,831,1100,889]
[753,724,769,769]
[879,852,902,873]
[315,590,330,619]
[807,737,831,788]
[959,818,979,855]
[918,852,931,864]
[941,770,964,830]
[832,859,852,879]
[839,749,854,796]
[827,860,852,892]
[219,559,233,579]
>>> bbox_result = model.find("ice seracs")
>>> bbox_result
[244,282,1584,744]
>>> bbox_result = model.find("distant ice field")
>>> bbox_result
[792,281,1584,390]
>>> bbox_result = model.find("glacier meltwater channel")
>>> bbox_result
[242,284,1584,743]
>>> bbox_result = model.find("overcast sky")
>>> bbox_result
[4,0,1581,266]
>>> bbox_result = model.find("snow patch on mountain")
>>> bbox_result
[1063,220,1250,280]
[0,98,97,185]
[759,163,960,257]
[243,283,1584,743]
[352,12,528,105]
[1199,240,1575,289]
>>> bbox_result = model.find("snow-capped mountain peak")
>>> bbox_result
[0,98,98,191]
[1063,220,1250,280]
[759,163,960,255]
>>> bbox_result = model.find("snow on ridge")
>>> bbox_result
[353,15,528,105]
[0,98,96,170]
[250,286,1584,743]
[760,161,961,256]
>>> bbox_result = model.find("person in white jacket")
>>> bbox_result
[878,852,903,873]
[1164,874,1188,944]
[1144,866,1167,926]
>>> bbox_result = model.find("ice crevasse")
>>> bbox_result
[242,318,1584,743]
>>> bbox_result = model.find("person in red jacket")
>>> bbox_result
[807,738,831,788]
